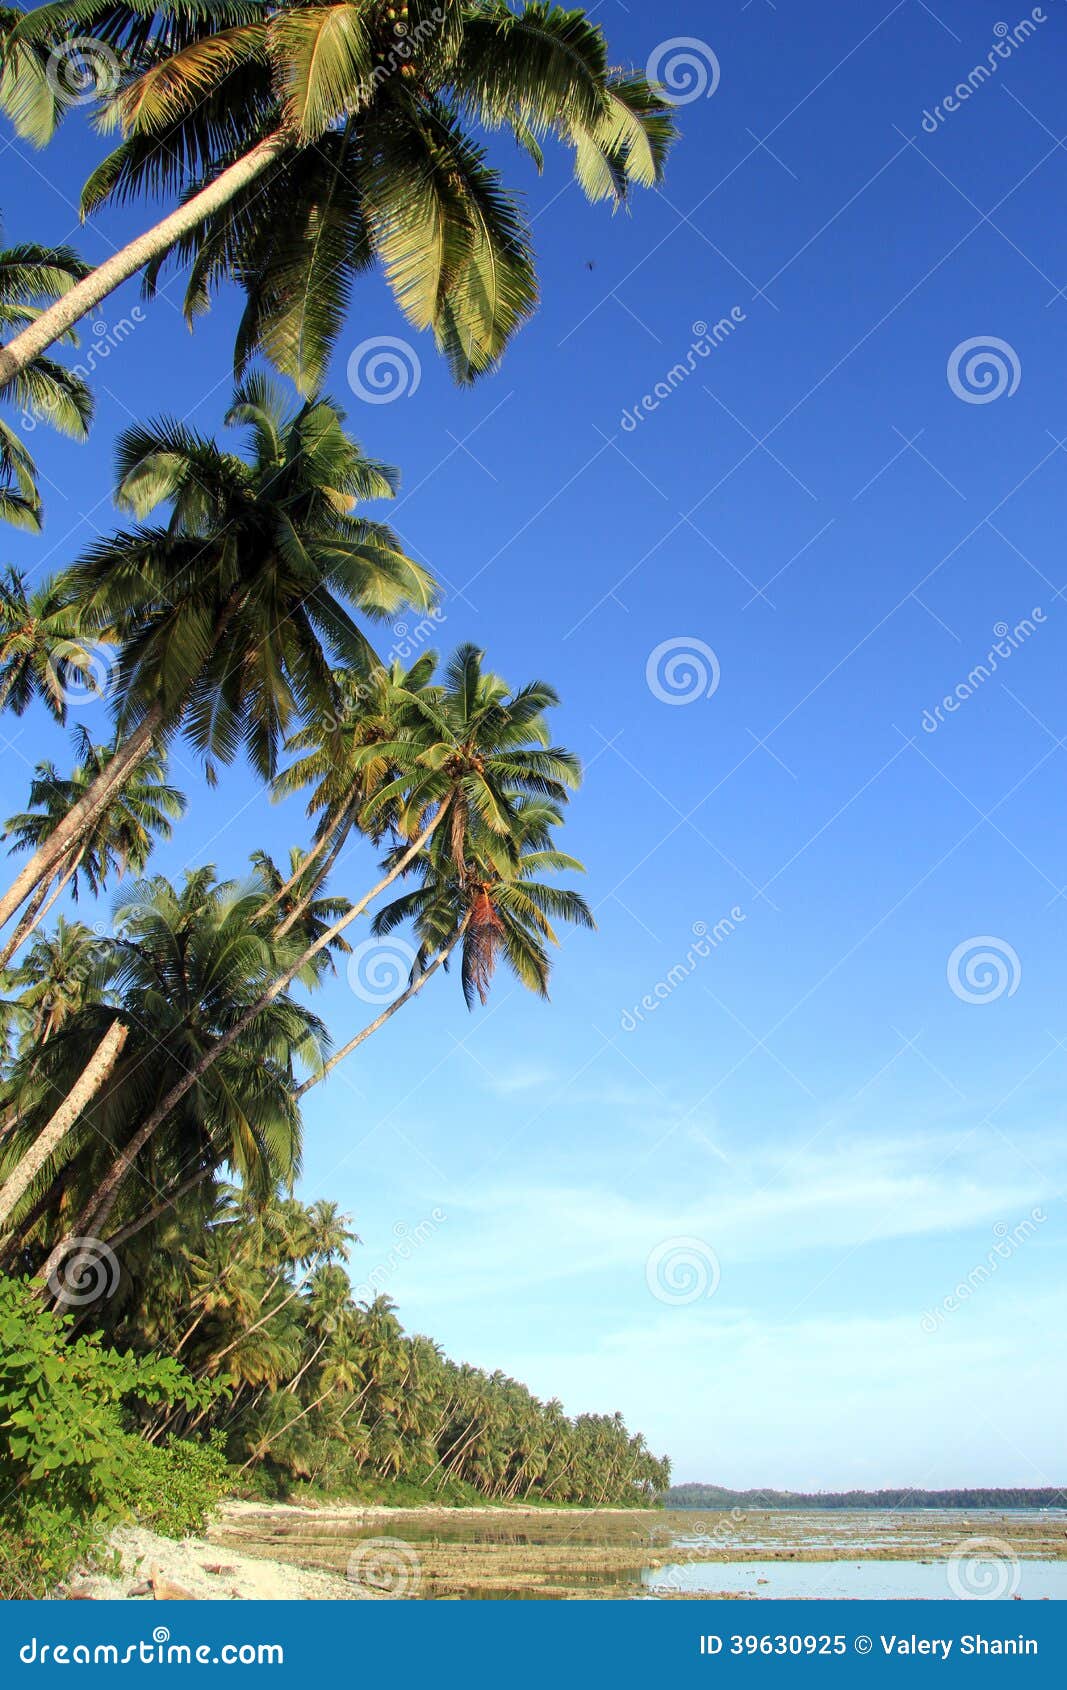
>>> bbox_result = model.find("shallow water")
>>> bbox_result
[646,1558,1067,1601]
[216,1507,1067,1601]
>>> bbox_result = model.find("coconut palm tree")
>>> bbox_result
[27,868,327,1284]
[39,645,579,1264]
[0,566,103,718]
[248,847,353,985]
[0,376,433,932]
[0,2,673,393]
[1,915,114,1047]
[265,652,438,932]
[0,222,93,526]
[0,731,186,970]
[298,797,594,1093]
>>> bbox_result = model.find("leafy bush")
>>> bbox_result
[0,1274,216,1595]
[112,1433,231,1538]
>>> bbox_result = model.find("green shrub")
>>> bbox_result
[0,1274,215,1595]
[112,1433,231,1538]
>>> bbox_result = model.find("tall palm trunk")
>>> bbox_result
[295,919,467,1097]
[0,706,162,932]
[0,131,294,393]
[104,1164,213,1250]
[274,810,356,936]
[199,1276,308,1374]
[236,1379,342,1473]
[0,852,84,972]
[253,806,353,924]
[40,809,447,1283]
[0,1018,128,1228]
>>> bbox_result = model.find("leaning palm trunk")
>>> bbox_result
[252,808,352,923]
[0,852,84,972]
[274,811,356,937]
[0,131,293,393]
[295,919,467,1097]
[199,1275,309,1374]
[0,707,162,932]
[104,1164,213,1251]
[237,1380,350,1474]
[40,810,447,1285]
[0,1018,128,1229]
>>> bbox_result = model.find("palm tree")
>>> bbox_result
[1,916,114,1047]
[0,222,93,526]
[40,644,579,1263]
[248,847,352,982]
[0,376,432,932]
[0,1015,127,1230]
[29,868,327,1284]
[265,653,438,932]
[298,797,594,1093]
[0,566,103,718]
[0,731,186,970]
[0,2,674,393]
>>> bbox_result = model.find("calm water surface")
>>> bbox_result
[646,1559,1067,1601]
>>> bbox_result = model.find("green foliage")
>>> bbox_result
[1,2,675,390]
[0,1273,214,1595]
[0,223,93,529]
[663,1483,1067,1512]
[111,1433,232,1538]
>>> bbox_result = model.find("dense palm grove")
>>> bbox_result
[0,1,673,1589]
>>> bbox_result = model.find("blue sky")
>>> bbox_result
[3,0,1066,1489]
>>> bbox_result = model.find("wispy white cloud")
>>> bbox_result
[400,1128,1062,1307]
[480,1062,557,1097]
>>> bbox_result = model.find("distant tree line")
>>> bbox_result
[662,1483,1066,1511]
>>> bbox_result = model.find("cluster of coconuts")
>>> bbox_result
[380,3,417,76]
